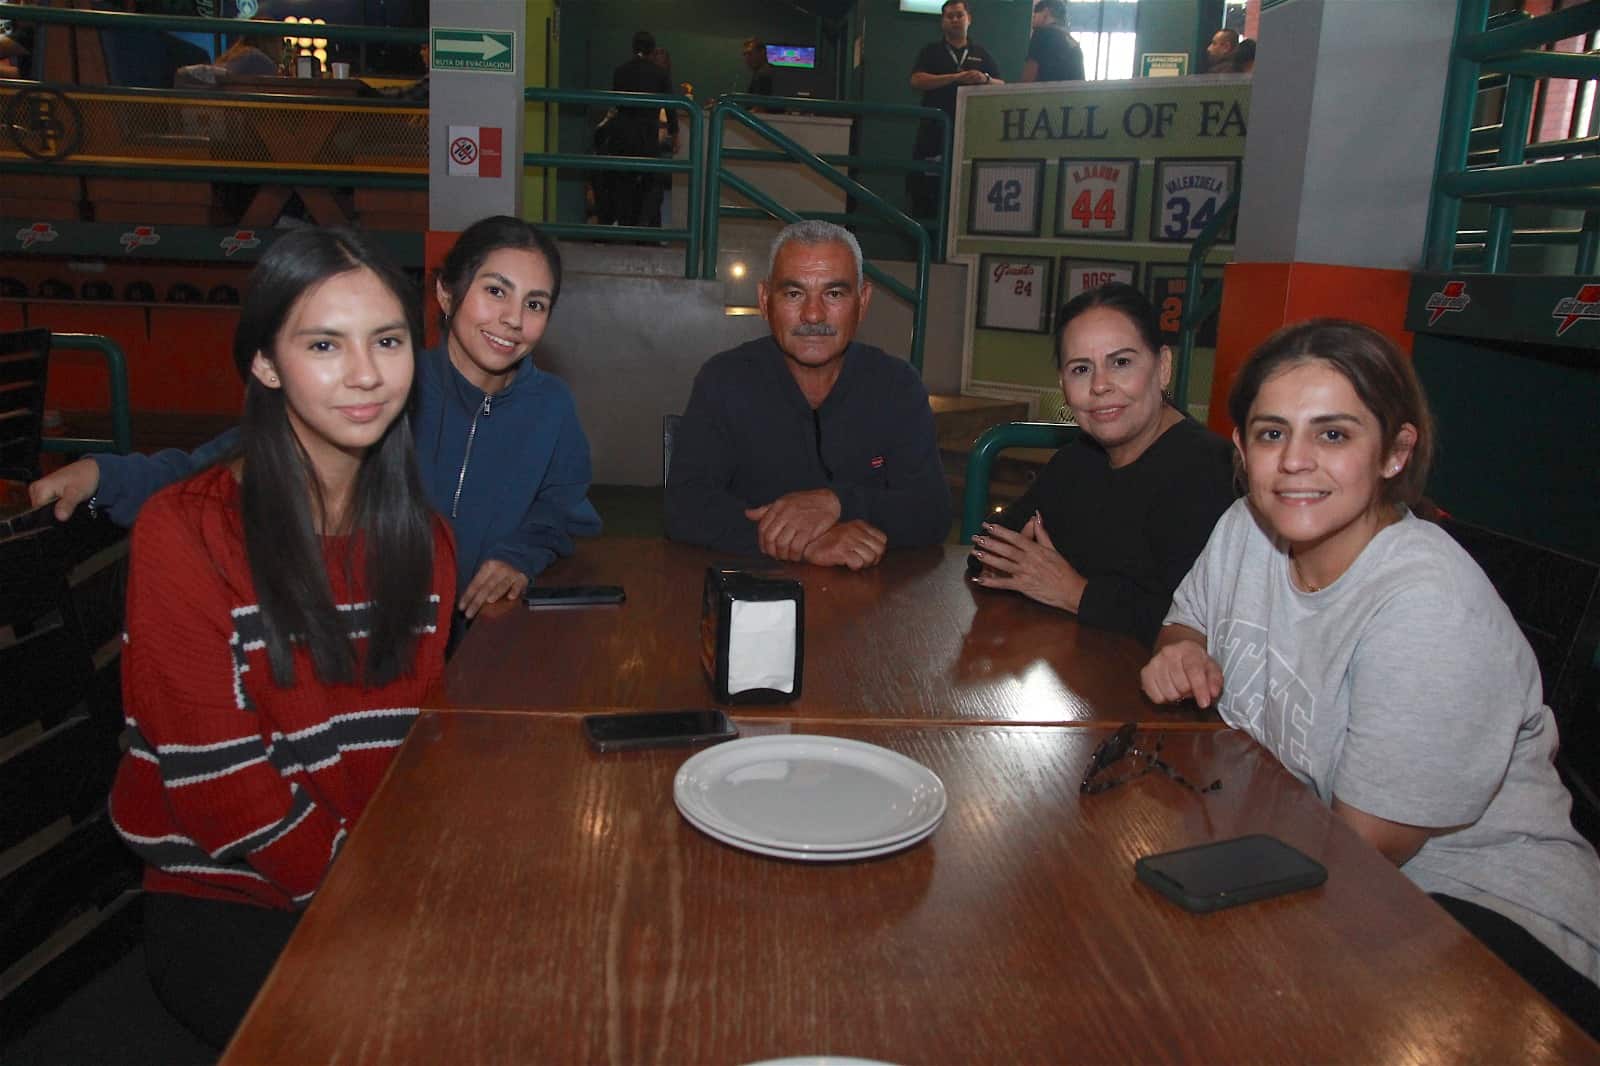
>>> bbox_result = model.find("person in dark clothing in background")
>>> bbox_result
[666,221,950,566]
[908,0,1004,222]
[610,30,671,228]
[1022,0,1084,83]
[1205,28,1241,73]
[743,37,775,96]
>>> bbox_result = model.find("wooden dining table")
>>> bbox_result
[220,713,1599,1064]
[441,538,1211,727]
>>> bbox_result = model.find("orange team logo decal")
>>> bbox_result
[16,221,59,249]
[220,230,261,256]
[1424,281,1469,326]
[1552,284,1600,336]
[120,225,161,253]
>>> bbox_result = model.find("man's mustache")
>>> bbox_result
[791,323,838,336]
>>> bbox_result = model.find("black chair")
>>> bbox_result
[662,413,682,487]
[0,506,140,1037]
[1439,516,1600,845]
[0,328,51,483]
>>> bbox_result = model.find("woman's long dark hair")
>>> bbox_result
[234,228,434,688]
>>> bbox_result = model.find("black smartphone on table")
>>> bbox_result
[582,709,738,753]
[1134,834,1327,913]
[522,584,625,607]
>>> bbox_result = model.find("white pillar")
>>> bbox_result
[1236,0,1455,270]
[429,0,527,229]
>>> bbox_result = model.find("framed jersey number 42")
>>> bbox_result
[1054,158,1136,240]
[1151,158,1238,244]
[968,159,1044,237]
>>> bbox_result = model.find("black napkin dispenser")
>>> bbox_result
[699,567,805,704]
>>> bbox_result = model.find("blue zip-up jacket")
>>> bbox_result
[90,344,600,593]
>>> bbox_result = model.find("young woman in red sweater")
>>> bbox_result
[108,228,456,1047]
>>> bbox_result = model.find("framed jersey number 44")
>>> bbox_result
[1151,158,1238,244]
[1055,158,1137,240]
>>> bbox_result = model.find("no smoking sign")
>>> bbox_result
[447,125,503,178]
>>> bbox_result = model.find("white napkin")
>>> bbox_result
[727,599,797,695]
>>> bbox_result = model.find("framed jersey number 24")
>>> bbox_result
[1151,158,1238,244]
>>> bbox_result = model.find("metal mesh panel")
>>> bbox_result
[0,87,425,174]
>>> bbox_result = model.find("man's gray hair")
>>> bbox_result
[767,220,865,288]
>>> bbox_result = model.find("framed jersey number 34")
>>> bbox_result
[1151,158,1239,244]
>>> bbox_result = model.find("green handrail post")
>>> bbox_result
[1175,188,1239,416]
[960,422,1078,543]
[936,109,953,262]
[703,101,727,280]
[705,99,930,372]
[1424,0,1489,272]
[1484,74,1534,273]
[42,333,131,457]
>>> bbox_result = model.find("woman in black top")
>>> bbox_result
[969,283,1236,645]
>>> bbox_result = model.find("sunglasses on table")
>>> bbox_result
[1079,723,1222,795]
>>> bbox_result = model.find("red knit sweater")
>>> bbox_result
[108,465,455,910]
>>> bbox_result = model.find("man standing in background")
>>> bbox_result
[908,0,1004,221]
[1022,0,1084,82]
[743,37,775,96]
[1205,28,1240,73]
[611,30,672,228]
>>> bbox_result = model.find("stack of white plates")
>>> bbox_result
[673,735,946,862]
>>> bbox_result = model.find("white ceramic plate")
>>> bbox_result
[679,802,941,863]
[673,735,946,852]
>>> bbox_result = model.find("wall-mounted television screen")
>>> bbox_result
[766,44,816,69]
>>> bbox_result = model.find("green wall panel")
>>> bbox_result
[1413,333,1600,562]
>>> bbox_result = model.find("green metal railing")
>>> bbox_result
[1174,188,1238,416]
[1425,1,1600,273]
[521,87,703,278]
[717,94,953,260]
[959,422,1077,543]
[42,334,131,457]
[705,97,932,373]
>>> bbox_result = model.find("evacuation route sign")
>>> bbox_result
[431,27,516,74]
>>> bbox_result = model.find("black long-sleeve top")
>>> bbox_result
[665,336,952,556]
[987,415,1237,646]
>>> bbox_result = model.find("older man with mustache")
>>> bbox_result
[665,221,950,568]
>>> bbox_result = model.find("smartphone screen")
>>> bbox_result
[582,710,737,753]
[1135,834,1327,913]
[523,584,625,607]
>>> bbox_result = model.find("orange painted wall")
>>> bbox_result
[423,230,460,351]
[1206,261,1414,436]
